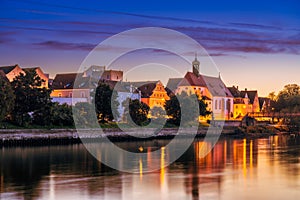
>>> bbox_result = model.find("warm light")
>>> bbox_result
[250,140,253,169]
[139,158,143,180]
[138,146,144,152]
[160,147,166,187]
[243,139,247,178]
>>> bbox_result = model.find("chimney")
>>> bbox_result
[245,88,247,91]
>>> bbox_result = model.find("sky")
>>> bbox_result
[0,0,299,96]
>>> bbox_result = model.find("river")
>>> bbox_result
[1,135,300,200]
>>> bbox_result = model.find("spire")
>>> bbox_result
[192,52,200,76]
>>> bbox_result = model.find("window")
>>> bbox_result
[81,92,85,98]
[58,93,62,97]
[215,100,218,109]
[69,92,72,98]
[219,100,222,110]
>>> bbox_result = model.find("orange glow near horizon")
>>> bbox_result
[139,158,143,181]
[160,147,166,188]
[243,139,247,178]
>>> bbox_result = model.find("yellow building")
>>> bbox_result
[228,86,260,119]
[132,81,170,109]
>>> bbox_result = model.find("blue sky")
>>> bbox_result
[0,0,299,96]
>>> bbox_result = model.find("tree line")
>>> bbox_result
[268,84,300,130]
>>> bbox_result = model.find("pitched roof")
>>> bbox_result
[258,97,274,110]
[227,86,241,98]
[130,81,159,98]
[0,64,19,74]
[166,78,182,92]
[240,90,258,104]
[52,73,96,89]
[22,67,38,71]
[0,70,9,81]
[178,72,206,87]
[100,80,137,93]
[202,75,233,97]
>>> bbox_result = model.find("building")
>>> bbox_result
[51,66,124,106]
[166,56,234,120]
[228,86,251,119]
[0,65,49,89]
[202,75,234,120]
[228,86,261,119]
[0,64,24,82]
[83,65,123,81]
[104,80,141,121]
[259,97,275,112]
[0,70,9,81]
[51,73,92,105]
[131,81,170,109]
[23,67,49,88]
[240,89,260,113]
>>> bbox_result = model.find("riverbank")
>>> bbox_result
[0,125,287,146]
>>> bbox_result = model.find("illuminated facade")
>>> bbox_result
[0,64,49,88]
[23,67,49,88]
[228,86,260,119]
[51,73,92,105]
[132,81,170,109]
[166,56,234,120]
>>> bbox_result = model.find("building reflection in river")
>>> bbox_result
[1,135,300,200]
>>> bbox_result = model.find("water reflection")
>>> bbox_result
[0,135,300,200]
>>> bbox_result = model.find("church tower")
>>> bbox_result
[192,53,200,76]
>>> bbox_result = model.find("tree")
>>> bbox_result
[274,84,300,130]
[268,91,276,101]
[0,76,15,122]
[165,92,210,126]
[123,99,150,126]
[11,69,52,126]
[33,102,74,127]
[275,84,300,112]
[50,103,74,126]
[73,102,98,127]
[165,95,181,125]
[94,83,119,123]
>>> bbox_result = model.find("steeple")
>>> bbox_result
[192,52,200,76]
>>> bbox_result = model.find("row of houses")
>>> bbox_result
[0,58,274,122]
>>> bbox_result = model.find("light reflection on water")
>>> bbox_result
[0,135,300,200]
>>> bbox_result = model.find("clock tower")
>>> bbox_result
[192,53,200,76]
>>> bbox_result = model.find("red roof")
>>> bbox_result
[178,72,207,87]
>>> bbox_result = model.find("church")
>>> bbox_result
[166,55,234,121]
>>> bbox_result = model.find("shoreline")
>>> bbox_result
[0,126,284,146]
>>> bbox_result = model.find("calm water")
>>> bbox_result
[1,135,300,200]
